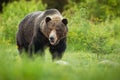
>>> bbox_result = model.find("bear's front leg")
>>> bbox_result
[29,37,45,56]
[49,39,66,60]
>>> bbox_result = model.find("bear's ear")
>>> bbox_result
[45,17,51,23]
[62,18,68,25]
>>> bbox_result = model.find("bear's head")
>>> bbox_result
[43,17,68,45]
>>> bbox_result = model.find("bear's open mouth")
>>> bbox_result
[49,38,59,45]
[49,40,56,45]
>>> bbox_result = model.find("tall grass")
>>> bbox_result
[0,44,120,80]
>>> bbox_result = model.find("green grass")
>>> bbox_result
[0,44,120,80]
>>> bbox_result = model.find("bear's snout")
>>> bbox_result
[49,30,58,45]
[49,36,54,41]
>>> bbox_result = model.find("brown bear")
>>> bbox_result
[16,9,68,60]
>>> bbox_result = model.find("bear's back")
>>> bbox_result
[18,9,62,44]
[36,9,63,23]
[18,11,42,44]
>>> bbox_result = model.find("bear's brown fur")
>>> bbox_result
[16,9,68,60]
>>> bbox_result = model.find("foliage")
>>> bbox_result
[67,18,120,54]
[63,3,120,54]
[42,0,68,12]
[0,0,46,44]
[66,0,120,22]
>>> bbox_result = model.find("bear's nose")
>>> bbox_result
[49,36,54,41]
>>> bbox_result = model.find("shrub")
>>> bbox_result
[0,0,46,44]
[64,7,120,54]
[66,0,120,22]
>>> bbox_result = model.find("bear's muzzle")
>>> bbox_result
[49,30,58,45]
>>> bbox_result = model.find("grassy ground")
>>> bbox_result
[0,44,120,80]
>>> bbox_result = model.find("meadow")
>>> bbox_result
[0,0,120,80]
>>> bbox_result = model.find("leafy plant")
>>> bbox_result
[0,0,46,44]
